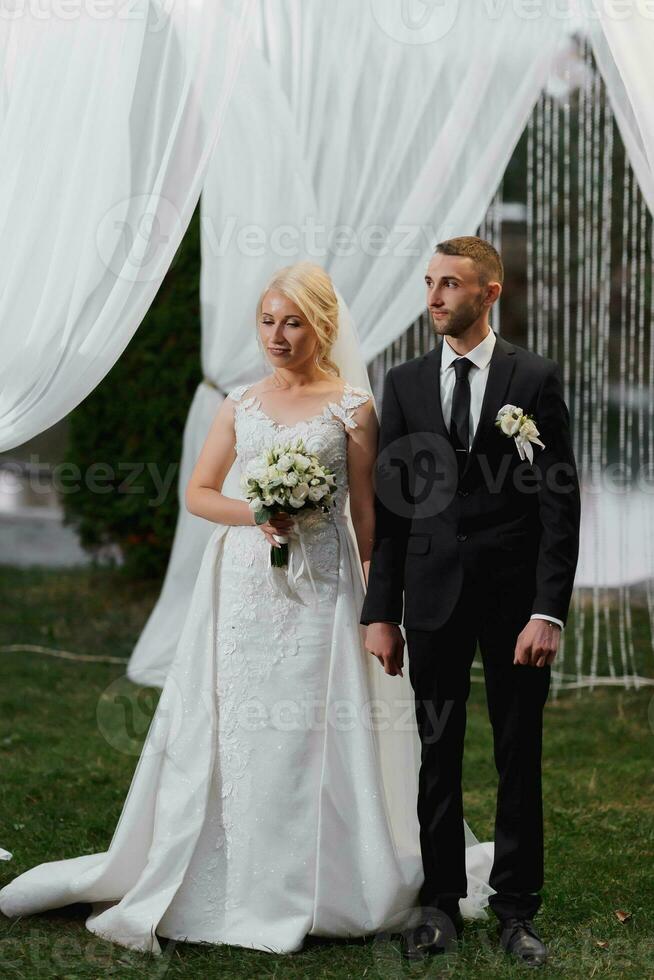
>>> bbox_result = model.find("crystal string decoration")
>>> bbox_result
[368,35,653,690]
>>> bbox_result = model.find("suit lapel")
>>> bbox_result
[418,331,517,477]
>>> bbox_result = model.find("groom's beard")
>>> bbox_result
[430,295,486,338]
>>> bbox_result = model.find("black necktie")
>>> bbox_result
[449,357,473,470]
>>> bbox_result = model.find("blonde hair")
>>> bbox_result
[256,262,341,378]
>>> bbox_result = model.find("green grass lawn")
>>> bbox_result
[1,566,653,978]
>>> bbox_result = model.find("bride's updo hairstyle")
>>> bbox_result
[256,262,341,378]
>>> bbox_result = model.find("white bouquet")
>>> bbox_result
[240,437,337,568]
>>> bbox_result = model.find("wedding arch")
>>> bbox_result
[0,1,651,691]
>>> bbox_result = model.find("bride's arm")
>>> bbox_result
[346,399,379,585]
[185,395,254,526]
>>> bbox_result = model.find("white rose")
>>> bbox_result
[277,454,294,472]
[308,485,328,502]
[293,454,311,472]
[263,494,274,506]
[246,461,268,482]
[248,497,264,512]
[500,412,522,437]
[283,471,299,487]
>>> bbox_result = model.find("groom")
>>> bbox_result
[362,237,580,966]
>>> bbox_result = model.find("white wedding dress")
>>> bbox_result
[0,381,494,955]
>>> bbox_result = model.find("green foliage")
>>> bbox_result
[61,205,203,580]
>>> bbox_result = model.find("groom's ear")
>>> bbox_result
[485,281,502,306]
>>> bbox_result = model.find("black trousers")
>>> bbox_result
[406,566,551,923]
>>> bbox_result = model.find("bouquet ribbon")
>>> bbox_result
[513,431,545,464]
[267,514,348,606]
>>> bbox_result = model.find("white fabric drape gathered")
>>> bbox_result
[581,0,654,215]
[128,0,565,684]
[0,0,253,452]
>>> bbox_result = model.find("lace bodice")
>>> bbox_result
[227,381,371,518]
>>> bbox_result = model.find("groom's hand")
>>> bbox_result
[364,622,405,677]
[514,619,561,667]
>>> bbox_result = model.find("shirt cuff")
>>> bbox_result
[530,613,564,630]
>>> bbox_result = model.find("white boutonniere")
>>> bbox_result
[495,405,545,464]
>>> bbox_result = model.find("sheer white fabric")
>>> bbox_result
[254,0,564,361]
[0,380,493,953]
[127,39,307,683]
[0,0,253,451]
[582,0,654,214]
[128,1,564,682]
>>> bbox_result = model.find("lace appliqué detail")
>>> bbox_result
[324,384,371,430]
[226,384,250,403]
[234,382,370,430]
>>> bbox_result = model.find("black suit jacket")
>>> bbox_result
[360,332,581,631]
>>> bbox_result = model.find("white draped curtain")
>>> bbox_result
[1,1,651,687]
[127,0,565,684]
[583,0,654,214]
[252,0,565,362]
[0,0,253,451]
[568,4,654,600]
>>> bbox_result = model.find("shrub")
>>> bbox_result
[62,203,202,579]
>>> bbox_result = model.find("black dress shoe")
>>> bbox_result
[400,909,464,961]
[499,917,548,967]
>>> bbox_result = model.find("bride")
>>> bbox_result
[0,262,493,955]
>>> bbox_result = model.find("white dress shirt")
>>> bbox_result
[440,326,496,448]
[440,329,564,631]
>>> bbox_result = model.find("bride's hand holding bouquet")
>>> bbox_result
[241,437,337,568]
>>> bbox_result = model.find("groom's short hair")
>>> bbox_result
[434,236,504,286]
